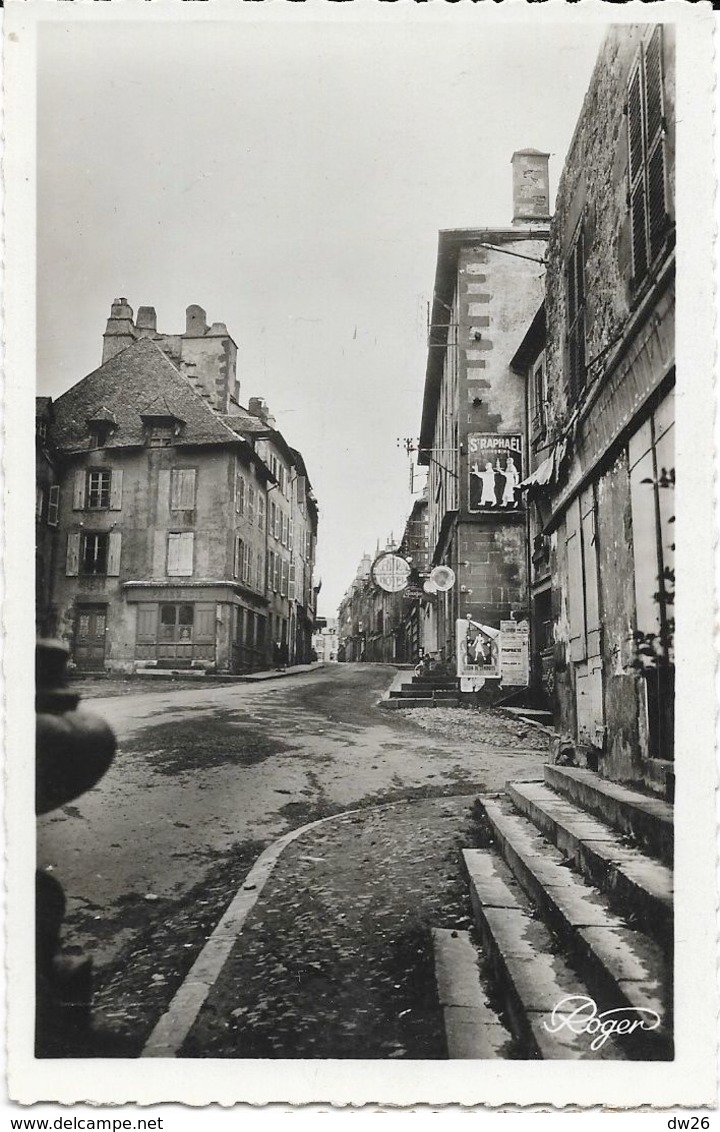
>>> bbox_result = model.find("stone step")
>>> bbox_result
[461,850,624,1059]
[507,781,672,946]
[400,686,433,698]
[544,765,673,867]
[431,928,514,1058]
[381,697,442,709]
[503,707,554,725]
[433,691,460,702]
[412,678,459,689]
[475,800,672,1059]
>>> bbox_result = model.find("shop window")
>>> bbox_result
[160,603,195,643]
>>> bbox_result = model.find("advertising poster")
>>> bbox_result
[468,433,523,511]
[499,619,530,686]
[456,618,501,681]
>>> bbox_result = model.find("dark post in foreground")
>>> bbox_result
[36,640,118,1057]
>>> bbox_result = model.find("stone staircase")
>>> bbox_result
[432,764,673,1060]
[384,675,460,709]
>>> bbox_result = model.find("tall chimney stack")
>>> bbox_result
[510,149,551,224]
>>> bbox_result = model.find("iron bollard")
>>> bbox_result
[36,639,117,1057]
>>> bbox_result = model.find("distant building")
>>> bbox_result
[312,618,339,663]
[417,166,550,668]
[44,301,318,673]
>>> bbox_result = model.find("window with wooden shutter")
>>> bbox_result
[66,532,81,576]
[288,519,294,551]
[235,536,244,580]
[248,484,255,525]
[258,493,265,531]
[171,468,196,510]
[107,531,122,576]
[194,603,216,645]
[109,469,123,511]
[236,468,245,515]
[136,604,157,645]
[565,499,587,663]
[280,559,288,598]
[628,27,668,289]
[565,224,587,401]
[73,468,86,510]
[47,485,60,527]
[268,550,274,591]
[289,562,296,602]
[273,554,280,593]
[168,532,194,577]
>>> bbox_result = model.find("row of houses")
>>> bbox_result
[339,24,675,790]
[36,301,319,674]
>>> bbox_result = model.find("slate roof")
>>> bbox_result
[50,338,241,452]
[220,408,271,436]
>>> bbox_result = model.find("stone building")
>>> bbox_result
[337,547,404,664]
[45,302,318,673]
[517,25,675,788]
[417,159,550,667]
[36,397,60,637]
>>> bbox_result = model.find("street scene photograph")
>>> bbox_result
[12,0,716,1112]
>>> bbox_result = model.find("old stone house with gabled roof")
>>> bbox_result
[44,301,318,673]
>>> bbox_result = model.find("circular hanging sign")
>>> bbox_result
[430,565,456,592]
[372,552,411,593]
[423,578,438,595]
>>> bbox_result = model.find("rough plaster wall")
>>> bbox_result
[596,452,643,780]
[550,525,576,737]
[544,26,675,433]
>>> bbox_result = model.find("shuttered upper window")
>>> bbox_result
[170,468,197,511]
[628,27,669,290]
[167,532,194,577]
[565,223,586,401]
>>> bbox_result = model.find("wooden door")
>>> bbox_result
[74,606,107,669]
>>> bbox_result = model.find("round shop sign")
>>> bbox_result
[372,552,411,593]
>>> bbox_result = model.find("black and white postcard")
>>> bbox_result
[4,0,718,1113]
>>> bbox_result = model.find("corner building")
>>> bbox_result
[46,302,318,673]
[418,161,550,664]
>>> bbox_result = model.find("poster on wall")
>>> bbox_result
[499,619,530,686]
[456,618,501,683]
[468,433,523,511]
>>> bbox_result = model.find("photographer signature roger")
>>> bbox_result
[544,995,662,1051]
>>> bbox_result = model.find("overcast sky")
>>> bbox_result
[37,14,606,618]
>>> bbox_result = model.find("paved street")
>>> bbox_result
[39,663,550,1051]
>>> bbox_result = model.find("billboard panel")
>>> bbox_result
[468,433,523,512]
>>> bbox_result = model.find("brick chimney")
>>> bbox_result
[102,298,137,363]
[510,149,551,224]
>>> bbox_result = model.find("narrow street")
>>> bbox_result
[38,663,550,1054]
